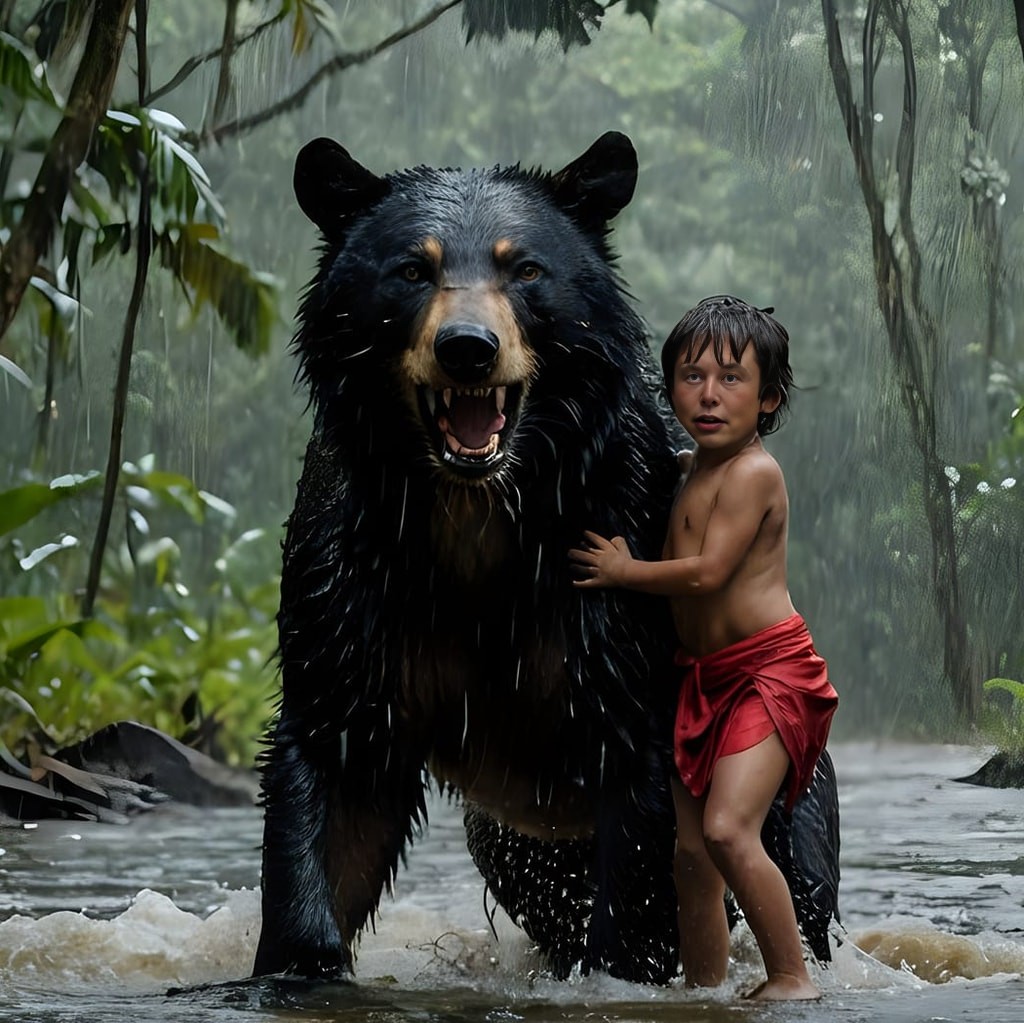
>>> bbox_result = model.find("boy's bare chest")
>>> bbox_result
[665,476,718,557]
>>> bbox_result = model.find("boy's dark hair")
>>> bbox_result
[660,294,794,436]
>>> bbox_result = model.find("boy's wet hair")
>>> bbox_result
[660,294,794,436]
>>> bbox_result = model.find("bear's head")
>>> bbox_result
[292,133,646,487]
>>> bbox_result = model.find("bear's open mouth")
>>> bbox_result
[419,385,522,475]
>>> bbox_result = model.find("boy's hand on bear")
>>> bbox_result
[569,531,635,588]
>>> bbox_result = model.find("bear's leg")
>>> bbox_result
[253,709,349,978]
[760,748,841,962]
[584,774,679,984]
[254,704,427,979]
[464,802,592,978]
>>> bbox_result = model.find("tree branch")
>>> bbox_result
[886,1,925,325]
[212,0,241,126]
[1015,0,1024,65]
[702,0,751,24]
[822,0,873,202]
[192,0,463,148]
[861,0,881,159]
[0,0,134,342]
[144,10,281,105]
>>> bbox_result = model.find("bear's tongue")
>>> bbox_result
[440,392,506,451]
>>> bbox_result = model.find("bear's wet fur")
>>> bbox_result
[254,132,840,983]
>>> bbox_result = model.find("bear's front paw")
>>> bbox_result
[253,923,353,981]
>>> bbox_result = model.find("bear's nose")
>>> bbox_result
[434,323,500,383]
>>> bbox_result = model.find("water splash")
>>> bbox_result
[852,922,1024,985]
[0,888,259,993]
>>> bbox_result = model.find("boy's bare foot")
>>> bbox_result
[745,975,821,1001]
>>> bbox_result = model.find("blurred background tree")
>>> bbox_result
[1,0,1022,766]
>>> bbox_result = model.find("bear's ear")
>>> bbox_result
[293,138,389,237]
[549,131,638,229]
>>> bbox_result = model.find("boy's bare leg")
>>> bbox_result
[703,734,821,1001]
[671,776,730,987]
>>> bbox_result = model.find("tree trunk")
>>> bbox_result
[212,0,240,127]
[82,0,151,619]
[0,0,134,342]
[822,0,978,721]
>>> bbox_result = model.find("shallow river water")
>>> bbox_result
[1,742,1023,1023]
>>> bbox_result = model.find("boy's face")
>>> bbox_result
[669,338,780,452]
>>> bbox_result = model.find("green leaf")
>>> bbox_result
[136,536,181,585]
[983,678,1024,703]
[3,618,88,662]
[0,597,49,640]
[23,625,108,680]
[90,106,225,228]
[18,535,80,571]
[29,275,79,325]
[68,175,115,230]
[106,110,142,128]
[462,0,606,50]
[0,595,45,616]
[0,687,47,729]
[156,226,280,355]
[279,0,338,54]
[0,353,32,388]
[216,527,265,570]
[619,0,658,29]
[125,467,205,521]
[198,490,237,520]
[0,32,60,109]
[67,105,277,351]
[92,222,131,263]
[0,473,101,536]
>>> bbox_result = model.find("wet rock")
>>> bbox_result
[0,721,258,825]
[954,750,1024,788]
[56,721,259,806]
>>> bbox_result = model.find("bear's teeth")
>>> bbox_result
[443,432,501,459]
[495,386,506,413]
[442,388,453,409]
[424,390,437,416]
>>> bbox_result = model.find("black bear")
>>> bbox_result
[254,132,840,984]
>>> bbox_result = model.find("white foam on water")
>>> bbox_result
[0,888,260,993]
[353,900,526,989]
[2,886,1022,1010]
[848,917,1024,985]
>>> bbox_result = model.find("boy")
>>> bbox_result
[569,295,838,1000]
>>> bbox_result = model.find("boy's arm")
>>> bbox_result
[570,456,782,595]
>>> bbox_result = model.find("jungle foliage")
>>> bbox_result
[1,0,1022,766]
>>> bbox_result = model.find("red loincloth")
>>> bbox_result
[673,613,838,811]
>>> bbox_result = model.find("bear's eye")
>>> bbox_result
[516,262,543,283]
[400,263,425,282]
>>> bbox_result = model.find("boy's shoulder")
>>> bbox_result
[671,448,695,497]
[719,444,785,495]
